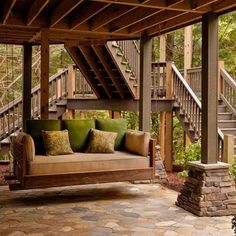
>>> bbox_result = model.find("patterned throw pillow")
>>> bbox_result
[86,129,117,153]
[42,130,74,156]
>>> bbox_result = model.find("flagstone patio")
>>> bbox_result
[0,182,233,236]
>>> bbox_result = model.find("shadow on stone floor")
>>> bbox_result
[2,185,149,207]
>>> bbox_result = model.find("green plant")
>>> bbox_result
[230,158,236,179]
[175,140,201,176]
[0,151,12,161]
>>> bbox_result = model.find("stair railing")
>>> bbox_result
[116,40,140,82]
[0,69,69,141]
[220,68,236,117]
[172,64,224,160]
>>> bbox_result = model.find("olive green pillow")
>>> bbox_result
[86,129,117,153]
[96,118,127,150]
[26,120,61,155]
[42,130,73,156]
[62,119,95,152]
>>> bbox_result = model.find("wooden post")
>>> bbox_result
[56,68,63,99]
[201,13,219,164]
[110,111,121,119]
[67,64,76,99]
[159,35,166,161]
[184,26,192,79]
[165,61,173,171]
[218,60,224,99]
[40,29,49,120]
[223,134,234,165]
[159,112,165,160]
[22,43,32,131]
[139,36,152,132]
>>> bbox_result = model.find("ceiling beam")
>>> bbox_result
[2,0,16,25]
[50,0,83,27]
[27,0,49,26]
[70,2,109,30]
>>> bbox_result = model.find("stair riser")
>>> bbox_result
[218,122,236,128]
[218,106,227,112]
[218,114,232,120]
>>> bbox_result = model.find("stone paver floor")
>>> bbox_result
[0,182,234,236]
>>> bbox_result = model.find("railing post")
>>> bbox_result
[218,60,224,99]
[56,68,63,99]
[165,61,173,171]
[223,134,234,165]
[110,111,121,119]
[67,65,76,99]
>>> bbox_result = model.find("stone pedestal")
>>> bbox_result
[154,145,168,183]
[176,161,236,216]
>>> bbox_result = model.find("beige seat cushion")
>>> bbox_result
[29,151,149,175]
[125,130,150,157]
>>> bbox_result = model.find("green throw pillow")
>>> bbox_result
[62,120,95,152]
[96,118,127,150]
[42,130,73,156]
[86,129,117,153]
[26,120,61,155]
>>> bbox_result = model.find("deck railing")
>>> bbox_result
[151,62,167,99]
[186,67,202,98]
[220,68,236,117]
[116,40,140,82]
[172,64,224,160]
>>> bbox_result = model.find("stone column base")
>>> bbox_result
[176,161,236,216]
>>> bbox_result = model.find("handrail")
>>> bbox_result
[172,64,224,160]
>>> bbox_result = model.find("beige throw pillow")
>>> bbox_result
[42,130,74,156]
[86,128,117,153]
[125,130,150,156]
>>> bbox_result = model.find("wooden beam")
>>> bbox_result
[165,112,173,171]
[92,45,125,98]
[79,46,112,99]
[50,0,83,27]
[27,0,49,26]
[22,44,32,131]
[139,36,152,132]
[2,0,16,24]
[201,12,219,164]
[70,2,108,30]
[40,29,49,119]
[65,46,101,99]
[67,98,174,112]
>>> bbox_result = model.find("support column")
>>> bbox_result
[110,111,121,119]
[184,26,192,79]
[22,43,32,131]
[176,13,236,217]
[139,36,152,132]
[40,29,49,120]
[201,13,219,164]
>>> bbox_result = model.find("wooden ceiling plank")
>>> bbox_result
[2,0,16,25]
[79,45,112,99]
[109,8,159,33]
[27,0,49,26]
[90,4,135,31]
[70,2,109,30]
[92,45,125,98]
[212,0,236,13]
[148,12,201,36]
[50,0,83,27]
[128,0,217,34]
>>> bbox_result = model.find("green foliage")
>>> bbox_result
[0,151,12,161]
[122,111,139,130]
[173,116,184,157]
[75,110,109,120]
[230,158,236,179]
[175,140,201,176]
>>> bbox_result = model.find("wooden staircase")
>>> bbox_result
[65,40,139,100]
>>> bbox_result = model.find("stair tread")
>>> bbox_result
[218,112,233,114]
[220,128,236,130]
[218,120,236,122]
